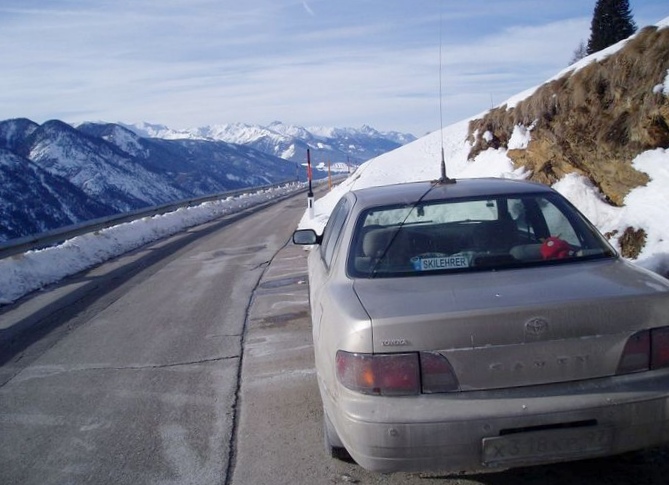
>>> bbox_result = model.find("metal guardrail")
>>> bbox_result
[0,180,304,260]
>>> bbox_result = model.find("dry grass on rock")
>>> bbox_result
[468,25,669,210]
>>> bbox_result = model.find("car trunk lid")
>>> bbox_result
[353,259,669,391]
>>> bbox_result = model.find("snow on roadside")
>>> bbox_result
[618,149,669,275]
[0,184,304,305]
[552,149,669,275]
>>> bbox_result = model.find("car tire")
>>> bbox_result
[323,412,354,463]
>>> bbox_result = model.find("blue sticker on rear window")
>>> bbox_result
[411,253,471,271]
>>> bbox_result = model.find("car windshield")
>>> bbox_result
[347,192,616,278]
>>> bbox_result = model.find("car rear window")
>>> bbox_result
[347,193,615,278]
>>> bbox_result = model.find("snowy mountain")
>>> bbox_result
[123,120,416,166]
[0,147,115,240]
[77,122,301,191]
[0,115,412,243]
[29,120,185,209]
[0,119,300,242]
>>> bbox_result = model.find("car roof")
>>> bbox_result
[348,177,554,208]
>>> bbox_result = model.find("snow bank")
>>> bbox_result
[0,184,303,304]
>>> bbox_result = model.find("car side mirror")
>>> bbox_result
[293,229,321,245]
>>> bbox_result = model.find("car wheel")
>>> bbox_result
[323,411,354,463]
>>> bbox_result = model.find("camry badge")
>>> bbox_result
[525,317,549,337]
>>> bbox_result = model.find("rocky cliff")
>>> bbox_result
[467,24,669,257]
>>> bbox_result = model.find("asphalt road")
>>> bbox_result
[0,192,309,485]
[1,189,668,485]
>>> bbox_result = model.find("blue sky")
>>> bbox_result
[1,1,667,136]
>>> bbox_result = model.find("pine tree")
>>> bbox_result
[586,0,637,55]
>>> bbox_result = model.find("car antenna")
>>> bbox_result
[436,1,455,185]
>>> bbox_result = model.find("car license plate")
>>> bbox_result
[482,427,614,467]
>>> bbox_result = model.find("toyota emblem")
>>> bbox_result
[525,317,549,336]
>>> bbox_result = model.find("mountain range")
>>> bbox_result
[121,120,415,166]
[0,118,414,243]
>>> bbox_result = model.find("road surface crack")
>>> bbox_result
[50,356,240,374]
[223,237,291,485]
[104,355,241,370]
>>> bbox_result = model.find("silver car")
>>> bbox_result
[292,177,669,474]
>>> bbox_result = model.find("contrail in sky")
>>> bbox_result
[302,1,315,16]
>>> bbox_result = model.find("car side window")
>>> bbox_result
[321,197,350,268]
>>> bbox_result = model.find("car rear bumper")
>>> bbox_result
[327,371,669,474]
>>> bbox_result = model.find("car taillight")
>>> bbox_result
[617,330,650,374]
[420,351,460,393]
[335,350,460,395]
[617,326,669,375]
[336,351,420,395]
[651,327,669,369]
